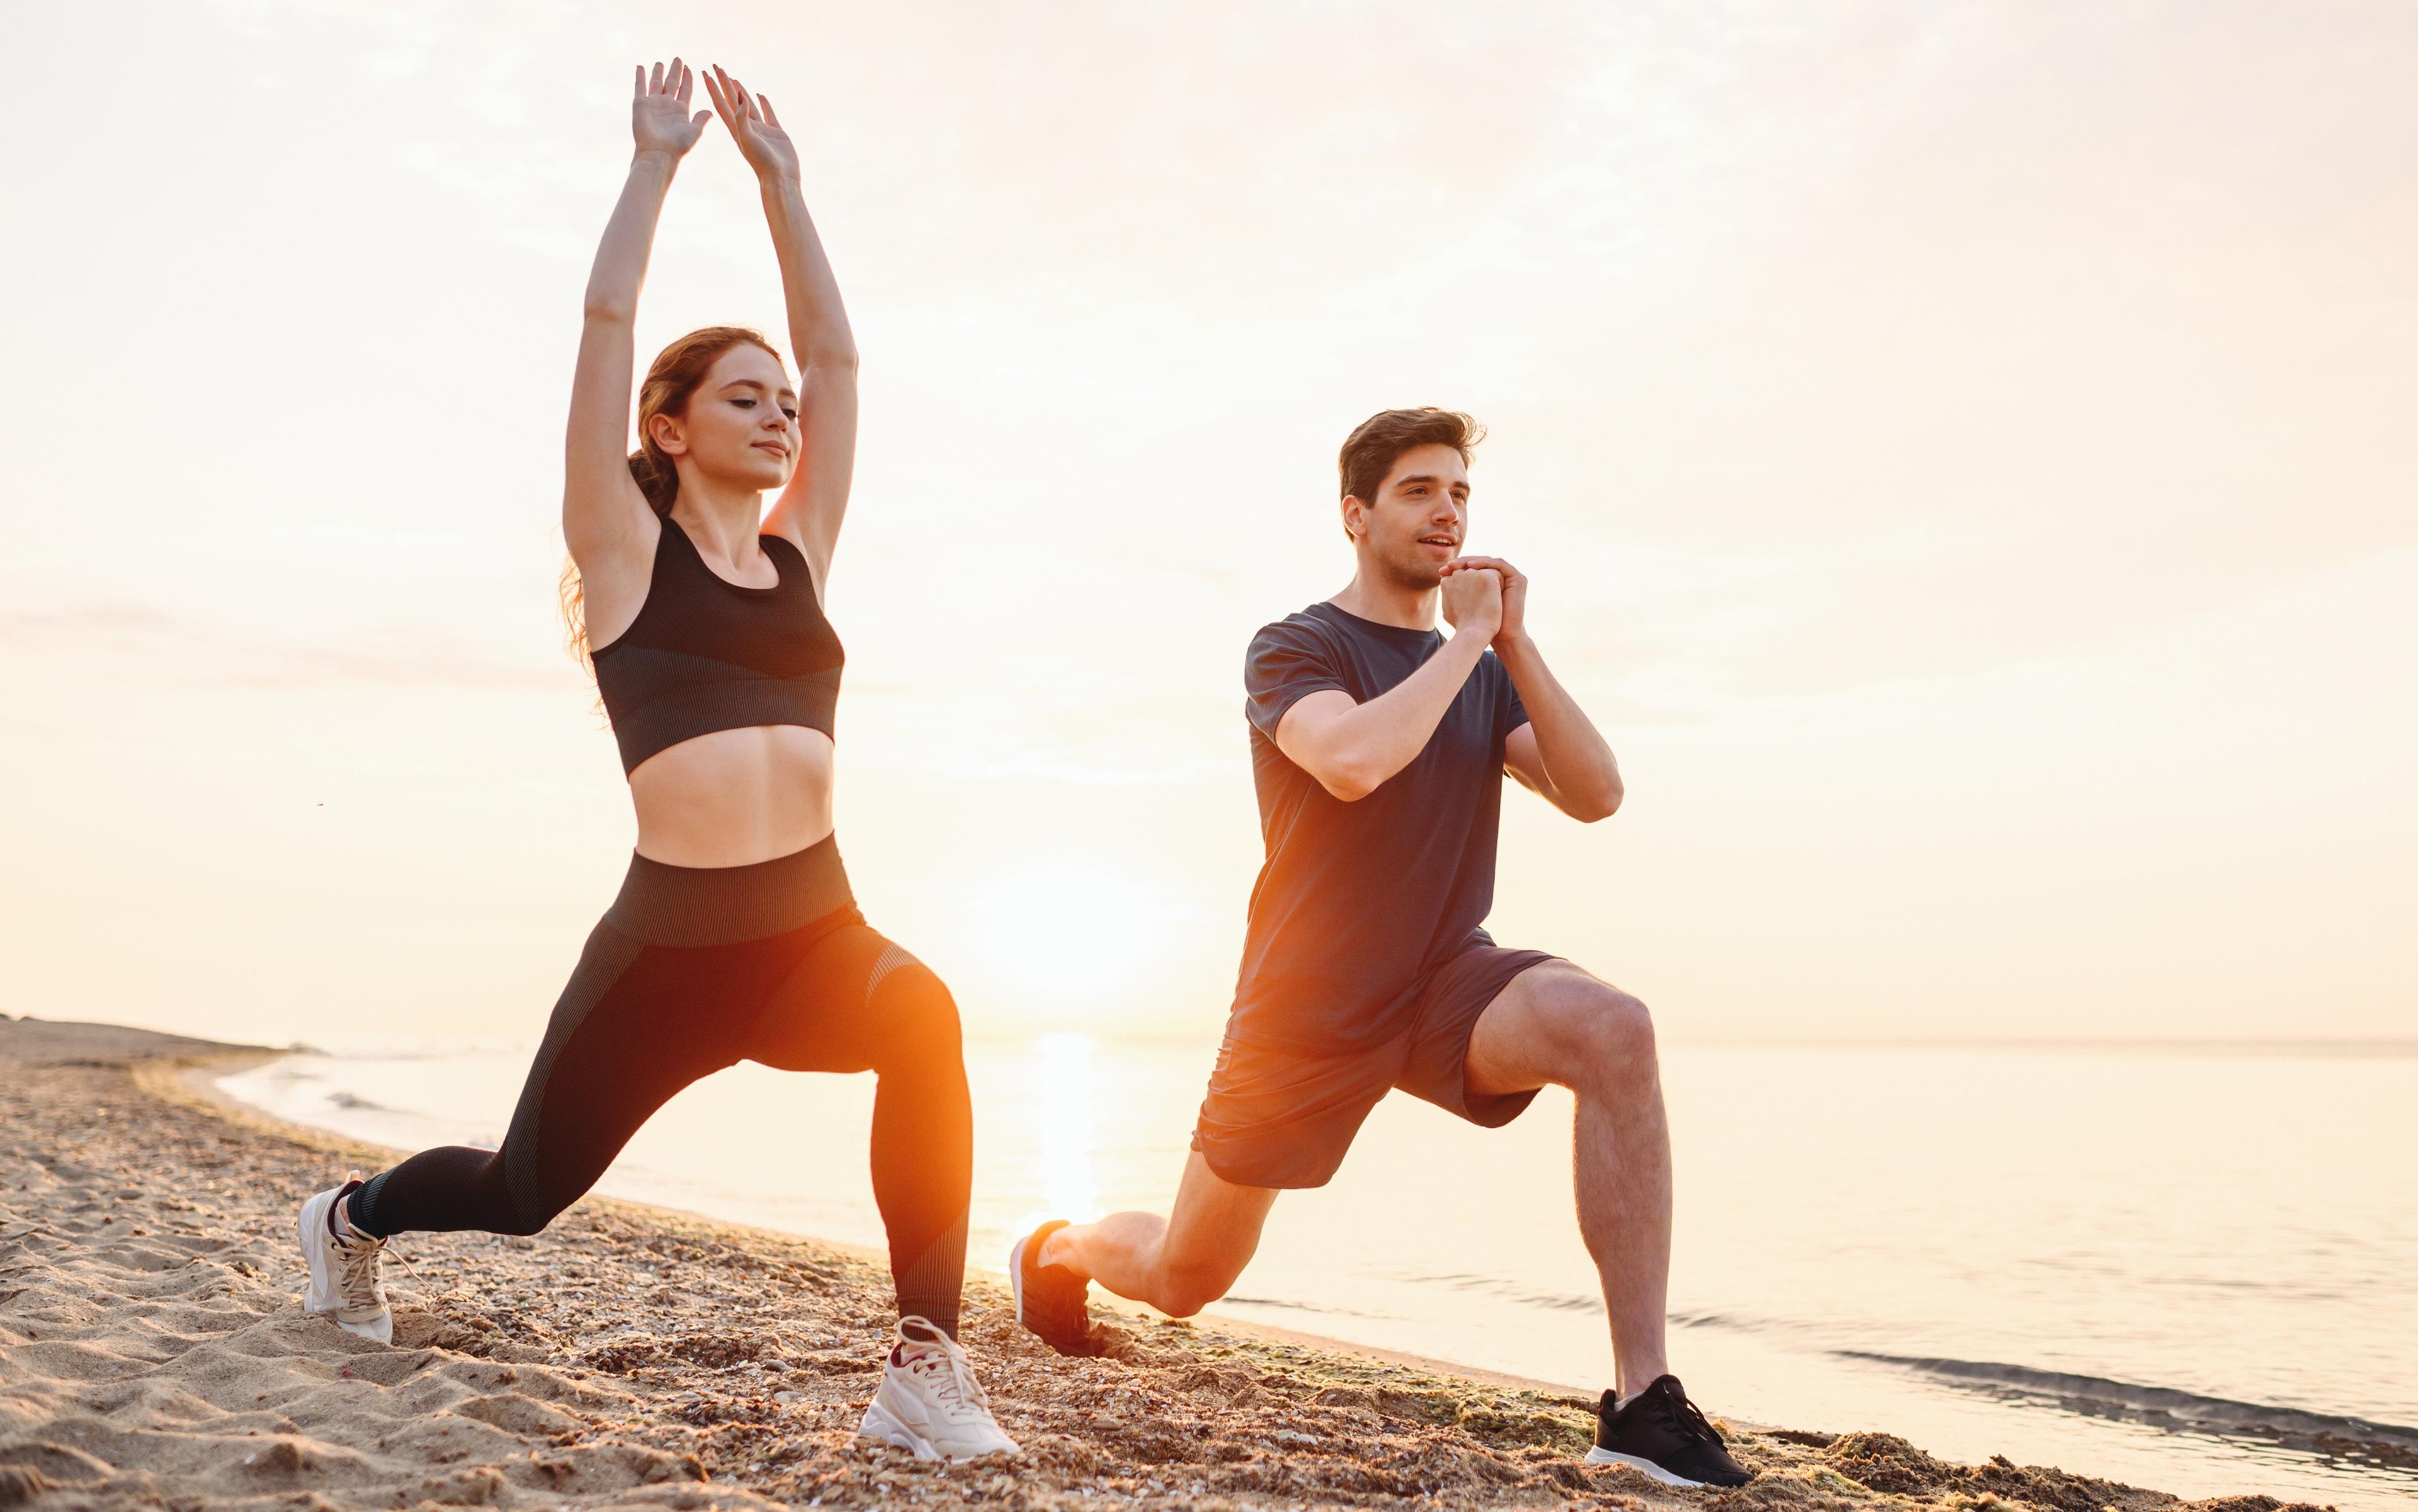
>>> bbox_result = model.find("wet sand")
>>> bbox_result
[0,1015,2331,1511]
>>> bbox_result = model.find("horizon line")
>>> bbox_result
[963,1030,2418,1059]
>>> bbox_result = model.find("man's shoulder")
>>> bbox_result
[1246,603,1347,658]
[1243,605,1354,725]
[1252,601,1338,638]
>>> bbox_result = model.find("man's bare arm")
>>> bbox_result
[1443,555,1622,822]
[1276,570,1504,802]
[1500,637,1622,821]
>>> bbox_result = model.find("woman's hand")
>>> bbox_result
[632,58,711,161]
[703,65,800,184]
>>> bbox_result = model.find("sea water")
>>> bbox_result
[219,1039,2418,1509]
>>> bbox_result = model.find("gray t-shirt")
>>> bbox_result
[1229,600,1530,1052]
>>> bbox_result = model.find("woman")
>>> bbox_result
[293,59,1017,1463]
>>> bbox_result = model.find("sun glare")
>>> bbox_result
[971,862,1189,1003]
[1030,1032,1100,1226]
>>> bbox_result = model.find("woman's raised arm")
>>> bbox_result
[564,61,711,581]
[704,66,858,590]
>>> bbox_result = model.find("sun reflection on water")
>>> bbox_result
[1030,1032,1101,1225]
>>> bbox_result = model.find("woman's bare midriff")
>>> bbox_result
[627,725,836,868]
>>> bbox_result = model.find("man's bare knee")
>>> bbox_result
[1142,1151,1276,1317]
[1156,1259,1242,1319]
[1151,1226,1257,1319]
[1570,982,1657,1090]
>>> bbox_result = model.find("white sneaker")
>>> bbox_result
[856,1316,1020,1462]
[298,1180,394,1344]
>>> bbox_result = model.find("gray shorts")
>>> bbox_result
[1190,942,1559,1189]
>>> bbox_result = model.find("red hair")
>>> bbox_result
[559,327,787,666]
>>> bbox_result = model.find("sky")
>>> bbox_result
[3,1,2412,1052]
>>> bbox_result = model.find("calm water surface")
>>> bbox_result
[220,1040,2418,1509]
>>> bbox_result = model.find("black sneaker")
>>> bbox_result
[1586,1375,1754,1487]
[1006,1220,1106,1357]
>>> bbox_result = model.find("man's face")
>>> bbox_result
[1345,443,1470,590]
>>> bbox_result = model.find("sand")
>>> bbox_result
[0,1015,2332,1512]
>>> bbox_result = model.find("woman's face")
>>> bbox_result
[650,343,799,492]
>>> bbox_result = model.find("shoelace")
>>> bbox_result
[902,1338,992,1421]
[331,1229,417,1308]
[1647,1386,1723,1447]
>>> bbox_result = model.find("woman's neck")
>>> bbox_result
[667,474,767,563]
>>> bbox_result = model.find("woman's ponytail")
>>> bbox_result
[626,446,679,514]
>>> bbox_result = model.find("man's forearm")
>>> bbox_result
[1344,628,1492,777]
[1286,628,1492,800]
[1497,634,1623,817]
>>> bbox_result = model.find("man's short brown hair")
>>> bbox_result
[1338,407,1485,508]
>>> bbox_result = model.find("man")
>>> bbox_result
[1007,408,1752,1488]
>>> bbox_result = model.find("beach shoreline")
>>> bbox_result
[0,1013,2334,1511]
[162,1052,1591,1406]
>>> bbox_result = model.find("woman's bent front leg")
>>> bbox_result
[748,923,973,1338]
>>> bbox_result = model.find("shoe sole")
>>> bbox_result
[1583,1447,1713,1487]
[1005,1232,1036,1331]
[298,1190,338,1316]
[858,1398,943,1462]
[858,1397,1015,1462]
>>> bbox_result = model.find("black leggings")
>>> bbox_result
[348,838,973,1334]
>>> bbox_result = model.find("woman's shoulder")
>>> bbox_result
[758,528,832,600]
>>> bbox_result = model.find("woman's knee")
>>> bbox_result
[496,1205,554,1239]
[477,1144,571,1237]
[497,1178,564,1237]
[870,958,965,1059]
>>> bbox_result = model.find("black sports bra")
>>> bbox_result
[591,522,844,775]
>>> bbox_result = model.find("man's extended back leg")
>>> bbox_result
[1013,1151,1278,1351]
